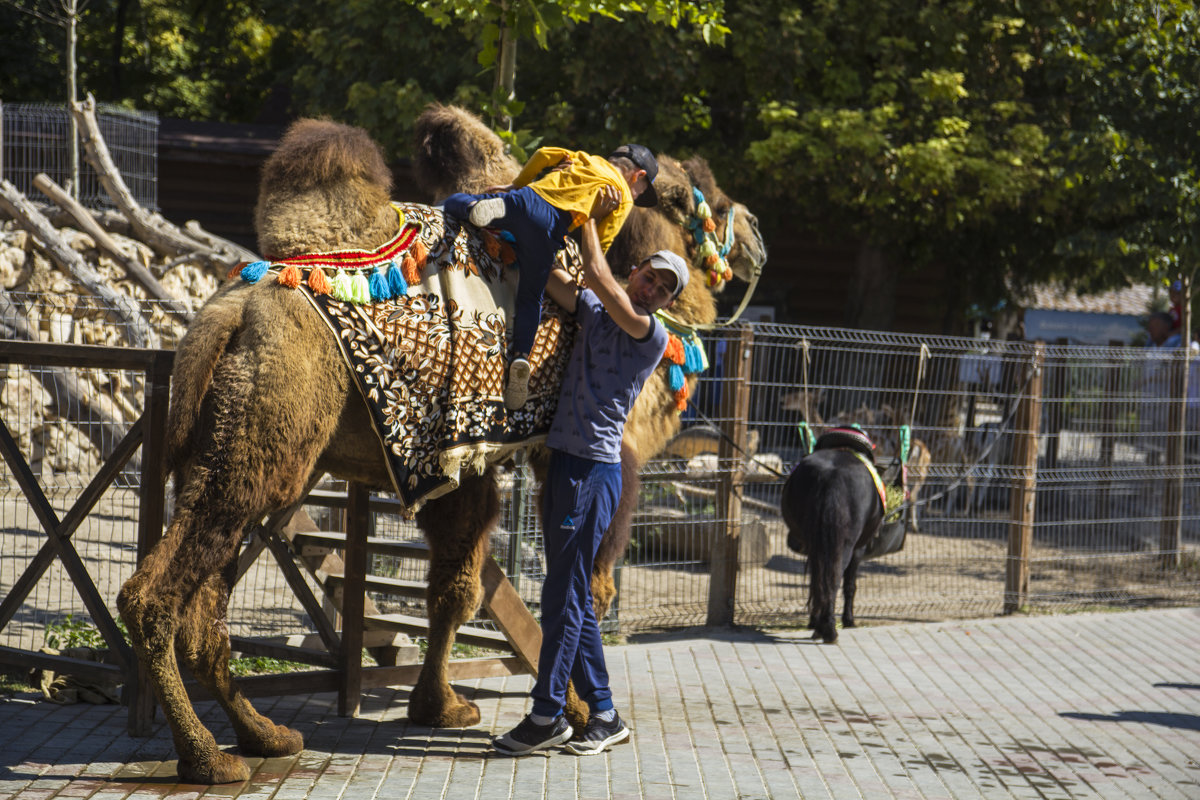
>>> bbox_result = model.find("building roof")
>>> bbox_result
[1024,283,1158,316]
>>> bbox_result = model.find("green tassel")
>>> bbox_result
[330,270,353,302]
[351,270,371,303]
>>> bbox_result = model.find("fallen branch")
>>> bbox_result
[184,220,257,264]
[71,95,236,274]
[0,178,157,349]
[0,292,142,474]
[33,173,193,322]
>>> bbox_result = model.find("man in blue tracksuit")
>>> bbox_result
[492,220,690,757]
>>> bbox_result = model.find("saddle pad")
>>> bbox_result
[302,202,583,513]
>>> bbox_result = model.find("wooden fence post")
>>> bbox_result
[128,349,172,736]
[707,325,753,627]
[337,483,369,717]
[1004,343,1044,614]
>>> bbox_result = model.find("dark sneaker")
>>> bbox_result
[505,357,531,410]
[469,197,506,228]
[492,714,573,756]
[565,713,630,756]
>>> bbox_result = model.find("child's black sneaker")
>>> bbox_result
[469,197,506,228]
[565,712,630,756]
[492,714,573,756]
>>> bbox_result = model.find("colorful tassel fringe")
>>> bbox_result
[308,267,331,295]
[387,262,409,296]
[241,260,269,283]
[277,264,301,289]
[368,267,390,301]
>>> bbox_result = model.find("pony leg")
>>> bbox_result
[809,535,842,645]
[842,552,862,630]
[176,571,304,760]
[408,469,499,727]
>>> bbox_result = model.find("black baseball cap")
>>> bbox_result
[610,143,659,207]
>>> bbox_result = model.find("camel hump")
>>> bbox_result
[412,104,520,201]
[260,118,393,197]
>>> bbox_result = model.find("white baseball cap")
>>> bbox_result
[645,250,689,299]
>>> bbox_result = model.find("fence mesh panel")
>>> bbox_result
[1,101,158,211]
[3,295,1199,653]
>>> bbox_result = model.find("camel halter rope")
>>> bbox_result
[682,185,765,332]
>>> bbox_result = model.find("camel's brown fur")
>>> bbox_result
[117,110,765,784]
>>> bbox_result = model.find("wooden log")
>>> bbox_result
[0,299,144,473]
[184,220,257,264]
[0,178,156,349]
[46,207,133,238]
[32,173,193,322]
[70,95,235,273]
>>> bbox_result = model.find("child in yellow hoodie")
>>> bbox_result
[443,143,659,410]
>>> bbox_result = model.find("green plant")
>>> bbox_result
[227,656,313,677]
[44,614,128,650]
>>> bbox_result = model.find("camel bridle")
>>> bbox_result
[682,183,765,331]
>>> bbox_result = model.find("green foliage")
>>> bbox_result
[227,655,314,676]
[44,614,128,650]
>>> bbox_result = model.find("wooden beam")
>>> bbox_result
[1005,344,1044,614]
[480,559,540,677]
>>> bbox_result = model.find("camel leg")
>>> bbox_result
[407,469,499,727]
[176,569,304,759]
[119,516,255,784]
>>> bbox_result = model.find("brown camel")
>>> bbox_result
[117,110,765,784]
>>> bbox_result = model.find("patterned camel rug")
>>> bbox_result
[240,202,582,512]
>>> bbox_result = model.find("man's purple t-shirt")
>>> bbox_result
[546,288,669,463]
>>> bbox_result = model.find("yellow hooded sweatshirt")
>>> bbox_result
[513,146,633,253]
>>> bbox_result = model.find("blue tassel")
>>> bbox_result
[668,363,685,392]
[387,262,409,296]
[241,260,270,283]
[350,271,371,303]
[683,339,705,373]
[497,230,516,244]
[330,271,353,302]
[369,267,390,301]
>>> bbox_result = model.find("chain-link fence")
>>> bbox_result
[3,296,1199,655]
[0,101,158,211]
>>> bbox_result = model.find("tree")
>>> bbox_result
[399,0,726,153]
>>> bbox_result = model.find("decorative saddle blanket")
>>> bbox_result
[240,202,583,512]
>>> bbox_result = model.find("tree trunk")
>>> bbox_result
[845,242,896,330]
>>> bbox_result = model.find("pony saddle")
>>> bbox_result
[813,426,906,560]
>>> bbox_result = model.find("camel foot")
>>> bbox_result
[177,750,250,785]
[238,724,304,758]
[406,687,481,728]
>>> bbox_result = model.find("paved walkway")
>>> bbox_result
[2,608,1199,799]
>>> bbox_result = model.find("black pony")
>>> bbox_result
[780,427,903,643]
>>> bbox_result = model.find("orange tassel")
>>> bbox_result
[402,253,422,285]
[412,239,428,266]
[723,266,733,281]
[227,261,246,280]
[703,217,717,233]
[705,253,719,267]
[664,335,686,365]
[483,233,501,258]
[500,243,517,265]
[674,387,689,411]
[277,263,301,288]
[307,267,331,295]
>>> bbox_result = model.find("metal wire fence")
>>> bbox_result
[0,101,158,211]
[3,294,1199,655]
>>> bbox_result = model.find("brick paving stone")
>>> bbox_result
[3,608,1200,799]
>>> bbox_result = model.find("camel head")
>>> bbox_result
[255,118,400,260]
[413,104,521,201]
